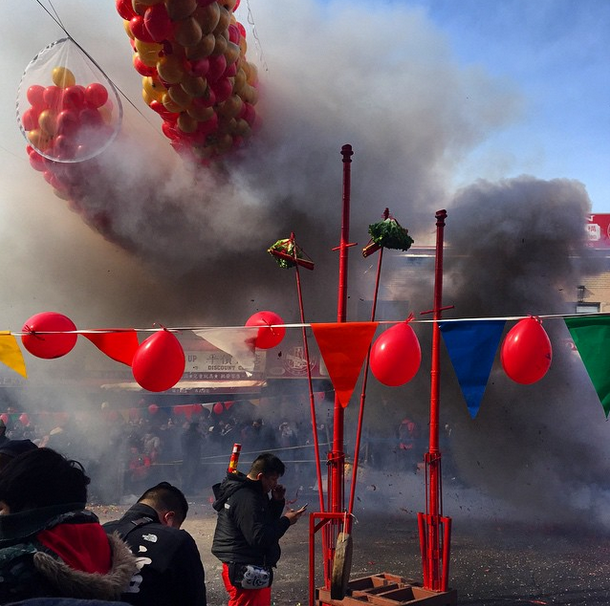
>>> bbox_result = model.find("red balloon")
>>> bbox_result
[501,317,552,384]
[132,329,185,392]
[21,312,78,359]
[115,0,137,20]
[62,85,86,111]
[245,311,286,349]
[213,402,224,415]
[27,85,46,108]
[148,403,159,415]
[370,322,421,386]
[144,4,173,43]
[19,413,30,426]
[129,16,155,43]
[0,413,8,425]
[85,83,109,108]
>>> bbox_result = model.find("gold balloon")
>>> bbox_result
[174,16,203,48]
[233,67,247,94]
[193,3,220,35]
[244,61,258,85]
[185,33,216,60]
[168,84,193,109]
[156,54,186,84]
[177,112,198,133]
[165,0,198,21]
[180,74,209,97]
[187,103,214,121]
[162,93,183,113]
[224,41,240,65]
[123,19,135,39]
[233,118,251,138]
[142,76,166,102]
[214,6,231,35]
[38,109,58,136]
[52,66,76,89]
[135,40,163,66]
[27,128,52,151]
[217,95,243,119]
[211,34,228,56]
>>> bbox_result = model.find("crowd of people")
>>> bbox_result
[0,402,447,503]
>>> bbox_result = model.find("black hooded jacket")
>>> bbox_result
[211,472,290,567]
[103,503,206,606]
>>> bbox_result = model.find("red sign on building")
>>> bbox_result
[586,214,610,248]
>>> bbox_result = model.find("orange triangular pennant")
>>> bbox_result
[83,330,140,366]
[311,322,379,407]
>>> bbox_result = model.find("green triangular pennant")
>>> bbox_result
[564,316,610,417]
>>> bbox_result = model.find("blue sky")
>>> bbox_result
[389,0,610,212]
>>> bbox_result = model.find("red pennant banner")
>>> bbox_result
[311,322,379,407]
[83,329,140,366]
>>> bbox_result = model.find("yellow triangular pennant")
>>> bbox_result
[0,332,27,378]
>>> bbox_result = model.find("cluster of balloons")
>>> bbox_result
[17,38,122,164]
[16,39,123,231]
[21,68,116,164]
[369,317,553,387]
[20,310,285,393]
[116,0,259,163]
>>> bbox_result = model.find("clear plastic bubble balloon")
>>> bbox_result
[16,38,123,163]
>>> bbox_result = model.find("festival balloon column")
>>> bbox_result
[116,0,259,163]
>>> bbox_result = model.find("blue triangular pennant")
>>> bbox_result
[439,320,506,419]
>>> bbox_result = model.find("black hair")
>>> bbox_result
[0,447,89,513]
[138,482,189,524]
[249,453,285,478]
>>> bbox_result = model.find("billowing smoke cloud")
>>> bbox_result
[1,1,606,523]
[0,0,523,326]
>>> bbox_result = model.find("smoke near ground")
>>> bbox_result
[0,1,608,527]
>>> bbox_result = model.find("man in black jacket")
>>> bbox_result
[103,482,207,606]
[212,452,306,606]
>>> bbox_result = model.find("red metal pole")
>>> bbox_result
[423,209,448,591]
[291,233,325,514]
[323,144,353,585]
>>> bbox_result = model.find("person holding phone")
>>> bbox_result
[211,452,307,606]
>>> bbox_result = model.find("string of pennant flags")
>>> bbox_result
[1,310,609,418]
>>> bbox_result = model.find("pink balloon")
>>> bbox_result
[132,330,185,392]
[501,317,552,384]
[148,403,159,415]
[21,312,78,359]
[370,322,421,386]
[19,413,30,426]
[0,413,8,425]
[245,311,286,349]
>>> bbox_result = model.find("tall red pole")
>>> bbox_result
[419,209,451,591]
[323,144,353,584]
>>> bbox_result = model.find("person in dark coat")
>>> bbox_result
[0,448,136,603]
[103,482,206,606]
[211,453,306,606]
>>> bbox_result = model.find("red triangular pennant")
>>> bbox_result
[83,329,140,366]
[311,322,379,407]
